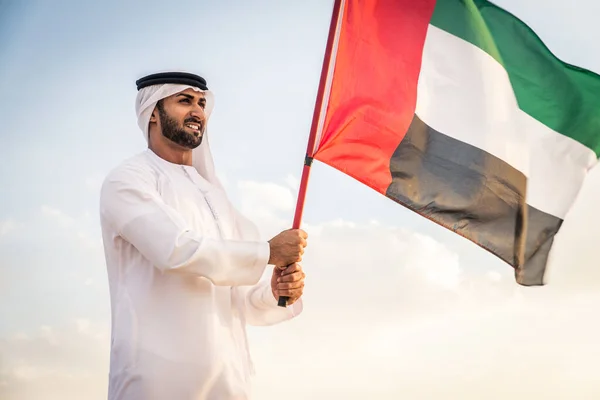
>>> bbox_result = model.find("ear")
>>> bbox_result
[149,107,158,124]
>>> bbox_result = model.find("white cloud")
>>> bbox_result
[0,321,109,400]
[75,319,91,334]
[235,180,298,239]
[400,232,463,290]
[0,219,17,237]
[39,326,59,347]
[39,205,102,251]
[487,270,503,282]
[238,180,296,213]
[40,205,76,228]
[284,173,299,191]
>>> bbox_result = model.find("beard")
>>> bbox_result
[158,107,204,149]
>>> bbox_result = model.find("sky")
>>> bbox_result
[1,0,600,399]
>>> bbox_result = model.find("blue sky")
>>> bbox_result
[1,0,600,398]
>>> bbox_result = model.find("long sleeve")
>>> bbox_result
[240,279,303,326]
[223,197,304,325]
[100,164,269,287]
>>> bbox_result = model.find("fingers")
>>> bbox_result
[277,279,305,291]
[268,228,308,267]
[278,270,304,283]
[299,237,308,248]
[292,231,307,262]
[282,262,302,274]
[276,288,303,302]
[276,265,305,292]
[272,263,306,305]
[292,228,308,240]
[272,262,305,304]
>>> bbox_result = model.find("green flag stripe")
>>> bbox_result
[430,0,600,156]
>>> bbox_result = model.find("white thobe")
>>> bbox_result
[99,149,302,400]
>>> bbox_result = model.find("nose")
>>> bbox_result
[190,104,206,120]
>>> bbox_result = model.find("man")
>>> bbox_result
[99,71,308,400]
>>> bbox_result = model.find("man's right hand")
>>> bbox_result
[267,229,308,267]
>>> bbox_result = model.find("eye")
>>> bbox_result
[180,98,191,103]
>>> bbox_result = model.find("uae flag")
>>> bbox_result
[307,0,600,285]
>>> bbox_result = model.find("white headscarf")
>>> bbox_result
[134,83,224,191]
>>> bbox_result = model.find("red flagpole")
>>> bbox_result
[278,0,343,307]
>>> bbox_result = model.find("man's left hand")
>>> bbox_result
[271,263,305,305]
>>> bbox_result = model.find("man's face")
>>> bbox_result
[155,88,207,149]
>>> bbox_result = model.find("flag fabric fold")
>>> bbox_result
[312,0,600,285]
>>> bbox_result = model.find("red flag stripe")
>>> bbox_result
[314,0,437,194]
